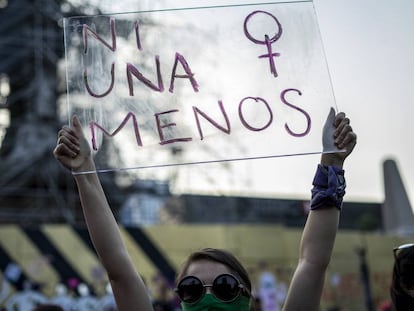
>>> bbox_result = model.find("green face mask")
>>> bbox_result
[181,293,250,311]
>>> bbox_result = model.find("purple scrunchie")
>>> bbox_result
[310,164,346,210]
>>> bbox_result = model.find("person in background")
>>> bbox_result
[32,304,64,311]
[53,108,356,311]
[390,243,414,310]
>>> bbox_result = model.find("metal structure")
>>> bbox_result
[0,0,240,225]
[0,0,121,224]
[382,158,414,236]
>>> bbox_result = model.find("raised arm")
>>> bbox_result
[282,109,357,311]
[53,115,154,311]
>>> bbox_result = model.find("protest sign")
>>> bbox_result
[64,1,337,173]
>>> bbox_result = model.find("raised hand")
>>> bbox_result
[53,115,92,172]
[322,108,357,167]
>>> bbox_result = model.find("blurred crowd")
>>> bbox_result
[0,268,289,311]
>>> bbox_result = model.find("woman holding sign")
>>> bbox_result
[53,108,356,311]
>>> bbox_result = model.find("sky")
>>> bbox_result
[71,0,414,208]
[311,0,414,206]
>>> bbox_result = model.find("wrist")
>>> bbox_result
[310,164,346,210]
[72,157,96,175]
[320,153,344,169]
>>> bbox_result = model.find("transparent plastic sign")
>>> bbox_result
[63,1,338,173]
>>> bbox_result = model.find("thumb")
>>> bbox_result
[72,114,92,158]
[322,107,338,152]
[72,115,85,138]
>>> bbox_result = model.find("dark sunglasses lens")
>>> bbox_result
[178,277,204,303]
[213,274,241,302]
[400,263,414,287]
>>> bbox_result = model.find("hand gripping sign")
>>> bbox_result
[63,1,338,173]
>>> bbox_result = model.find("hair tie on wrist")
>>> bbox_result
[310,164,346,210]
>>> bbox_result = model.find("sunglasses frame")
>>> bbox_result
[175,273,248,304]
[393,243,414,278]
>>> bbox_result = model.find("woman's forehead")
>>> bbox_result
[185,259,231,283]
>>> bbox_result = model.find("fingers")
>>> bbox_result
[58,126,80,149]
[321,111,356,166]
[53,142,78,159]
[54,115,93,171]
[333,113,357,150]
[333,113,348,137]
[58,126,79,144]
[340,130,357,151]
[54,122,81,160]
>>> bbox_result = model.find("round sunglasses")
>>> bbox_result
[393,243,414,258]
[393,243,414,289]
[174,273,249,304]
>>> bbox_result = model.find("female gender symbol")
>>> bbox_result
[244,10,283,77]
